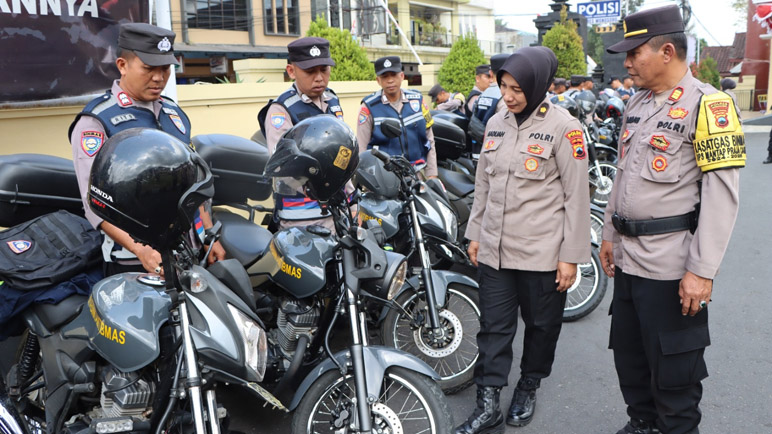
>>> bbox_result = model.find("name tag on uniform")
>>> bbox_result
[162,107,179,116]
[110,114,136,125]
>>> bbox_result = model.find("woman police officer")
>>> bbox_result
[455,47,591,434]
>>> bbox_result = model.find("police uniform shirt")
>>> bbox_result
[356,91,439,177]
[265,83,336,153]
[70,80,172,230]
[437,93,465,115]
[602,69,745,280]
[466,99,591,270]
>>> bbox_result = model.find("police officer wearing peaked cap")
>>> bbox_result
[259,36,352,230]
[69,22,225,277]
[601,5,745,434]
[466,64,491,116]
[357,56,439,178]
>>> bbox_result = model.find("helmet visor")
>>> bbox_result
[273,176,309,196]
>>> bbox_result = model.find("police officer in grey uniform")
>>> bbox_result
[69,23,225,277]
[455,47,590,434]
[601,6,746,434]
[467,64,492,115]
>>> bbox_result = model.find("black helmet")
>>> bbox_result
[605,96,625,120]
[352,150,400,199]
[550,94,580,119]
[265,115,359,202]
[574,90,597,117]
[89,128,213,251]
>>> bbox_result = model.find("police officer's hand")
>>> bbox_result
[207,240,226,265]
[136,244,164,277]
[468,241,479,267]
[599,240,615,277]
[679,271,712,316]
[556,261,577,292]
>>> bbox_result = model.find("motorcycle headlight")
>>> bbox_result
[436,200,458,241]
[383,251,408,300]
[227,305,267,381]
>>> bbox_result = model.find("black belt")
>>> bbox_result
[611,211,698,237]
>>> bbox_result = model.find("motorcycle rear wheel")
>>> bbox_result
[588,162,617,207]
[380,284,480,395]
[563,248,608,321]
[291,367,453,434]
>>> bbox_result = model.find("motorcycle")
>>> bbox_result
[353,138,480,394]
[1,162,273,433]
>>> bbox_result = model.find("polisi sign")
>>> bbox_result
[577,0,621,25]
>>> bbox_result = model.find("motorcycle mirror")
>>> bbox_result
[380,119,402,139]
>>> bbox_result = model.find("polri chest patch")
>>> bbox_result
[169,114,186,134]
[7,240,31,254]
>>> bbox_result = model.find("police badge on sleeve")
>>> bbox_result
[81,131,104,157]
[410,100,421,112]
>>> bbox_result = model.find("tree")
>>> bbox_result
[627,0,645,15]
[437,33,488,97]
[542,6,586,79]
[732,0,747,26]
[306,17,375,81]
[587,25,604,66]
[695,56,721,89]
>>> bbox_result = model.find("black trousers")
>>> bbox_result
[474,264,567,388]
[610,268,709,434]
[768,128,772,155]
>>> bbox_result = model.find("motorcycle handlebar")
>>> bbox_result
[370,147,390,164]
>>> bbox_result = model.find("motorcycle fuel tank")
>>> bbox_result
[65,273,171,372]
[357,195,402,239]
[250,226,337,299]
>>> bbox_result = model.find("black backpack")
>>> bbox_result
[0,211,102,290]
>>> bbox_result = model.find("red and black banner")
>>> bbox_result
[0,0,149,103]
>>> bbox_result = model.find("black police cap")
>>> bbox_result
[375,56,402,76]
[428,84,445,102]
[490,54,509,74]
[118,23,179,66]
[288,37,335,69]
[607,5,685,54]
[475,64,491,75]
[570,75,584,87]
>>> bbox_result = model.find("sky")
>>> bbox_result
[494,0,747,47]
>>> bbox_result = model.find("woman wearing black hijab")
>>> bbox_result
[455,47,591,434]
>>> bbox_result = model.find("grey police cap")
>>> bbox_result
[118,23,179,66]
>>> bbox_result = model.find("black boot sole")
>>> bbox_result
[506,414,534,427]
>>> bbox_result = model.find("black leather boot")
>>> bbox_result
[454,386,505,434]
[506,376,539,427]
[764,155,772,164]
[616,418,660,434]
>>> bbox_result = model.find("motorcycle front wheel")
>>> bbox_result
[291,366,453,434]
[563,248,609,321]
[380,284,480,394]
[588,162,617,207]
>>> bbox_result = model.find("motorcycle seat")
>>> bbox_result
[215,211,273,268]
[32,294,88,333]
[438,168,475,198]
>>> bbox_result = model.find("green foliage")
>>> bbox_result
[542,6,586,79]
[695,56,721,89]
[306,17,375,81]
[437,33,487,97]
[627,0,645,14]
[732,0,747,26]
[587,26,604,66]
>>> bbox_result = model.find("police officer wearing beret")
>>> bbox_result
[600,5,745,434]
[467,65,492,116]
[356,56,438,178]
[259,37,349,229]
[69,22,225,277]
[455,47,590,434]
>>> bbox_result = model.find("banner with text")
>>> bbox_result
[577,0,621,26]
[0,0,149,103]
